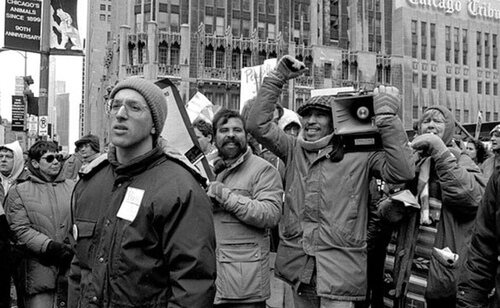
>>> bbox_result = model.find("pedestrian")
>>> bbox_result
[207,109,283,307]
[396,106,486,307]
[456,170,500,307]
[0,141,25,201]
[465,138,488,168]
[247,55,415,307]
[481,124,500,180]
[68,77,216,307]
[5,141,75,308]
[193,119,218,165]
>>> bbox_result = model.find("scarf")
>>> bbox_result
[417,157,442,225]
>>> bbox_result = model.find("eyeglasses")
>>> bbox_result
[41,154,64,163]
[106,98,149,116]
[0,154,14,160]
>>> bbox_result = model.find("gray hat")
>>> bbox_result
[110,77,168,136]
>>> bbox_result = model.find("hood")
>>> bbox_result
[278,108,302,130]
[419,105,455,146]
[0,141,25,189]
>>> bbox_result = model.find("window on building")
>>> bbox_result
[205,15,213,34]
[242,19,250,37]
[430,23,436,61]
[232,19,240,37]
[413,105,419,119]
[268,1,275,14]
[268,24,276,40]
[454,27,460,64]
[384,65,391,84]
[463,29,468,65]
[258,50,267,65]
[455,78,460,91]
[377,65,383,83]
[446,77,451,91]
[258,0,265,13]
[478,81,482,94]
[494,83,498,95]
[137,41,145,64]
[242,0,250,11]
[486,82,491,95]
[231,48,241,69]
[494,34,498,69]
[411,20,418,58]
[463,79,468,92]
[422,74,427,88]
[100,4,106,10]
[421,22,427,60]
[230,94,239,110]
[158,41,168,65]
[205,45,214,67]
[215,46,225,68]
[486,111,491,121]
[216,17,225,36]
[171,42,180,65]
[171,13,179,32]
[215,0,224,7]
[257,22,265,39]
[455,109,461,122]
[464,110,469,122]
[430,75,436,89]
[330,0,339,41]
[242,48,251,67]
[495,112,499,121]
[477,31,482,67]
[412,72,418,84]
[232,0,240,10]
[324,63,332,78]
[445,26,451,62]
[100,14,106,21]
[485,33,490,68]
[108,5,111,11]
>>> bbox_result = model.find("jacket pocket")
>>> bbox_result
[216,244,263,300]
[74,220,97,267]
[426,248,460,299]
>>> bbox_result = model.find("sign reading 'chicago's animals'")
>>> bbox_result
[4,0,42,52]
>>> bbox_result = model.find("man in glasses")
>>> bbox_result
[5,141,75,308]
[68,77,216,308]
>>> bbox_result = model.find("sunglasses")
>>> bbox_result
[41,154,64,163]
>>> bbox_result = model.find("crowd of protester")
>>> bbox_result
[1,55,500,308]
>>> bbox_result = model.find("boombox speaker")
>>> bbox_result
[331,94,382,151]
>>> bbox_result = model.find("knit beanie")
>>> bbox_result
[109,77,168,136]
[75,134,100,153]
[297,95,333,116]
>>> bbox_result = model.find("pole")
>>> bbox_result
[38,0,51,119]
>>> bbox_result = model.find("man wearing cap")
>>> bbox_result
[68,77,216,308]
[247,55,415,307]
[75,134,101,166]
[481,124,500,180]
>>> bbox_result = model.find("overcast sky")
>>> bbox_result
[0,1,87,151]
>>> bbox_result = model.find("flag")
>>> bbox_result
[155,78,214,181]
[186,92,214,124]
[50,0,84,55]
[475,111,482,139]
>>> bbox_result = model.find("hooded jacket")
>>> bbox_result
[247,74,415,301]
[408,105,486,300]
[0,141,25,201]
[68,145,216,308]
[4,161,74,305]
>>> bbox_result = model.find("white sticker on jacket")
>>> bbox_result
[116,187,145,222]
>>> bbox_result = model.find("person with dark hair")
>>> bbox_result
[247,55,415,307]
[74,134,100,164]
[193,119,214,155]
[481,124,500,180]
[465,139,488,167]
[208,108,283,307]
[68,77,216,308]
[5,141,75,308]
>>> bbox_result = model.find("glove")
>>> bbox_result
[40,240,74,268]
[207,181,231,206]
[373,85,401,115]
[268,55,308,81]
[411,133,448,159]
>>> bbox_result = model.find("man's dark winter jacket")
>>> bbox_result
[68,146,216,308]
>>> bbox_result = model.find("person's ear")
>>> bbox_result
[208,134,213,143]
[151,127,156,135]
[31,159,40,169]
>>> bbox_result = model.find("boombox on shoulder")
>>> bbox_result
[331,93,382,152]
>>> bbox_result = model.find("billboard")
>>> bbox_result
[50,0,83,54]
[11,95,25,131]
[4,0,42,52]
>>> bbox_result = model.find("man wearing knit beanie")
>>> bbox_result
[69,77,216,307]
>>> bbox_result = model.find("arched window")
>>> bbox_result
[304,55,313,76]
[232,47,241,69]
[258,50,267,64]
[128,42,135,65]
[242,48,252,67]
[215,45,225,68]
[137,40,146,64]
[171,42,180,65]
[205,44,214,67]
[159,41,168,65]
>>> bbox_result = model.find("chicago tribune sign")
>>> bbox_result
[407,0,500,21]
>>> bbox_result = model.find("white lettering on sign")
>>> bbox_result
[468,0,500,19]
[407,0,462,14]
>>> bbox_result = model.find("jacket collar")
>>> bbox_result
[221,147,252,173]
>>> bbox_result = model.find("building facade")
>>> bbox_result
[83,0,500,140]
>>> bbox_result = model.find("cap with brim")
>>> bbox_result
[490,124,500,136]
[297,95,333,116]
